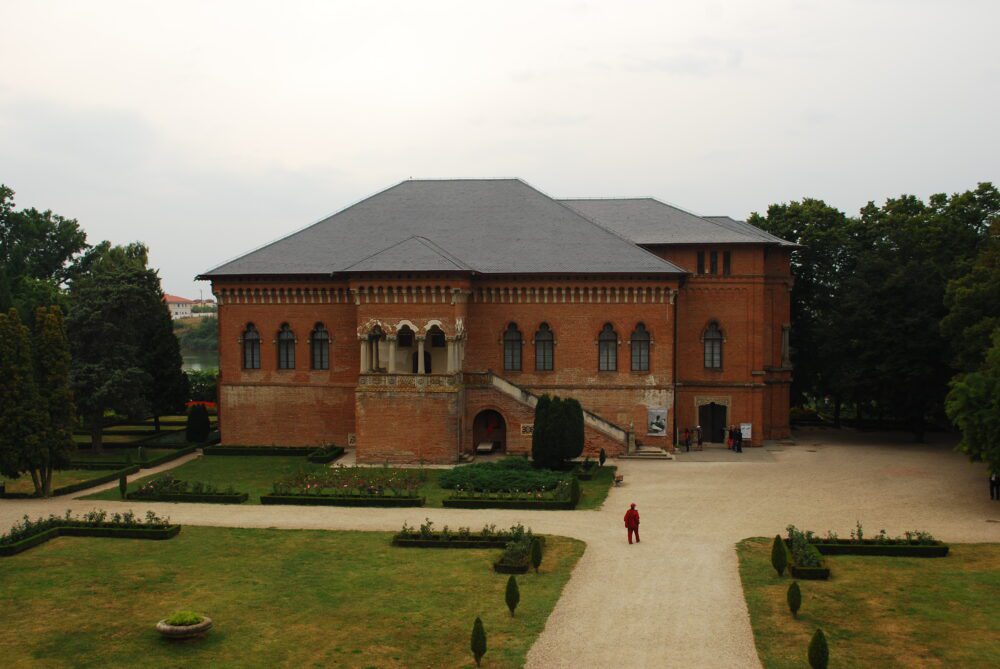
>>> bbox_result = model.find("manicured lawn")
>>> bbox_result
[71,448,177,464]
[1,468,119,495]
[86,456,615,509]
[0,526,584,668]
[737,537,1000,668]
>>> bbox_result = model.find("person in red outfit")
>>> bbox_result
[624,503,640,544]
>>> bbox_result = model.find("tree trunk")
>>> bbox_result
[29,468,42,497]
[91,418,104,454]
[855,397,864,431]
[43,465,53,498]
[153,414,160,432]
[833,396,842,428]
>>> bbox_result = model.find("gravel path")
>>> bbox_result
[2,428,997,668]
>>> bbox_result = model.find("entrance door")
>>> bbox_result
[472,410,506,453]
[698,402,727,443]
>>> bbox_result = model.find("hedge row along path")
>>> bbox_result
[1,428,996,668]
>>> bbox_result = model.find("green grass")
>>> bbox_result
[71,448,177,464]
[85,457,615,509]
[1,469,120,495]
[0,526,584,668]
[737,537,1000,668]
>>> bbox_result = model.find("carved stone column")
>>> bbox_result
[446,338,455,374]
[359,339,369,373]
[387,336,397,373]
[417,336,426,374]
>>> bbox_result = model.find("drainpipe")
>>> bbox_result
[671,283,681,449]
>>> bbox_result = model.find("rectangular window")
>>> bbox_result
[696,251,705,274]
[599,342,617,371]
[311,343,329,370]
[278,343,295,370]
[723,251,731,276]
[504,342,521,371]
[710,251,718,275]
[631,341,649,371]
[535,341,553,371]
[704,340,722,369]
[244,342,260,369]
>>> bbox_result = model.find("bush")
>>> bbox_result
[505,575,520,616]
[599,448,607,467]
[787,525,823,567]
[186,404,211,443]
[531,537,543,573]
[438,458,568,492]
[166,610,204,626]
[471,617,487,667]
[119,473,128,499]
[771,535,787,576]
[532,394,553,467]
[787,581,801,618]
[1,510,171,546]
[808,628,829,669]
[561,398,585,462]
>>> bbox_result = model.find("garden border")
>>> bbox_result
[443,498,577,510]
[203,446,316,456]
[0,524,181,557]
[127,492,248,504]
[306,446,346,464]
[67,444,201,471]
[260,494,424,507]
[0,465,141,499]
[809,541,949,557]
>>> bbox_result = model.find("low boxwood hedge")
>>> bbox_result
[306,445,345,464]
[0,525,181,557]
[493,560,529,574]
[126,492,248,504]
[1,511,180,557]
[442,498,577,510]
[809,541,949,557]
[202,446,316,456]
[260,494,424,507]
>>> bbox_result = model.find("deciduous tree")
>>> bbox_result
[0,309,46,488]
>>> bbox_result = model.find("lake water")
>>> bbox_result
[183,352,219,371]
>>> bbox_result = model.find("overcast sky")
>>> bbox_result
[2,0,997,298]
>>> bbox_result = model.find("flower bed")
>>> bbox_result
[444,477,580,510]
[0,510,179,557]
[127,474,247,503]
[791,524,949,558]
[202,445,316,456]
[264,465,426,506]
[785,525,830,580]
[306,445,345,464]
[392,521,544,549]
[0,465,140,499]
[438,457,567,492]
[572,459,600,481]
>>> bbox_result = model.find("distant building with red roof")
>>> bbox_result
[163,293,194,319]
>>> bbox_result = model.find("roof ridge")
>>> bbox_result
[339,235,471,272]
[644,197,765,242]
[409,236,474,270]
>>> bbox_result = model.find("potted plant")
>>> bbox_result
[156,610,213,639]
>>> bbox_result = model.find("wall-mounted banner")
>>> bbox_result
[520,424,534,436]
[647,408,667,436]
[740,423,752,441]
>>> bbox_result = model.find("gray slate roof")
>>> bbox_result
[561,198,797,247]
[201,179,686,277]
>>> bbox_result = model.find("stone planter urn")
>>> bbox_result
[156,616,213,640]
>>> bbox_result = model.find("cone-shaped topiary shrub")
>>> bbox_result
[530,537,543,573]
[599,447,607,467]
[505,575,520,616]
[771,535,787,576]
[471,616,487,667]
[186,405,211,443]
[119,473,127,499]
[787,581,801,618]
[808,628,828,669]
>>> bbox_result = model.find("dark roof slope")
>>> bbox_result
[561,198,796,247]
[201,179,685,277]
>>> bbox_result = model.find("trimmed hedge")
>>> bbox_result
[67,444,200,471]
[809,541,949,558]
[572,462,600,481]
[260,494,424,507]
[127,492,248,504]
[0,465,141,499]
[0,524,181,557]
[494,560,529,574]
[307,446,346,464]
[202,446,315,456]
[392,535,545,549]
[443,498,577,510]
[789,564,831,580]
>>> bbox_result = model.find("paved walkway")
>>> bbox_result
[2,428,998,668]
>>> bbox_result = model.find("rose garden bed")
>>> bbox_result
[0,511,179,557]
[260,494,423,507]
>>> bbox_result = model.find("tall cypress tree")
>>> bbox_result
[29,306,76,496]
[0,309,46,490]
[531,394,552,467]
[143,288,189,431]
[561,397,585,463]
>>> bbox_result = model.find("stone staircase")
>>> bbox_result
[619,444,674,460]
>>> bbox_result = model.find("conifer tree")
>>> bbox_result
[808,628,829,669]
[505,575,520,616]
[186,404,211,443]
[560,397,585,463]
[531,394,552,467]
[771,535,787,576]
[470,617,487,667]
[28,306,76,496]
[530,537,543,573]
[787,581,802,618]
[0,309,46,491]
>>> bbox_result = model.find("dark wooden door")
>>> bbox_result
[698,402,727,443]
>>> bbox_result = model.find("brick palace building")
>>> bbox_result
[200,179,795,462]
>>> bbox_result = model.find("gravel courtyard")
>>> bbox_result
[2,428,997,668]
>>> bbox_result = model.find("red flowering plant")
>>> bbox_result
[272,465,422,497]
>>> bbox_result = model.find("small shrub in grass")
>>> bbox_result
[505,575,520,616]
[808,628,829,669]
[186,405,211,443]
[471,617,487,667]
[166,611,204,626]
[599,448,606,467]
[771,535,787,576]
[787,581,801,618]
[118,474,127,500]
[531,537,543,573]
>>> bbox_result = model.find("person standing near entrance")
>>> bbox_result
[990,471,999,500]
[682,427,691,452]
[624,503,640,544]
[735,426,743,453]
[696,425,703,449]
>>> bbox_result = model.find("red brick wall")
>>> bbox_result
[356,386,462,463]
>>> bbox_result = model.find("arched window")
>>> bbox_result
[242,323,260,369]
[503,323,522,371]
[598,323,618,371]
[535,323,554,371]
[704,322,723,369]
[277,323,296,370]
[310,323,329,370]
[631,323,650,371]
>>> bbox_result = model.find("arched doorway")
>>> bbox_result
[698,402,727,443]
[473,410,506,454]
